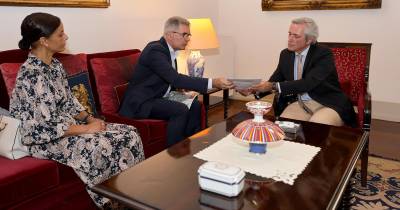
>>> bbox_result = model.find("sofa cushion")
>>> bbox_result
[90,53,140,114]
[0,156,59,209]
[0,63,20,97]
[114,83,129,106]
[58,53,87,76]
[67,72,97,116]
[59,54,97,116]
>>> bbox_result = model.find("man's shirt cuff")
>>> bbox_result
[276,82,281,93]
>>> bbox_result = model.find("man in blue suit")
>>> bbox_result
[120,16,233,146]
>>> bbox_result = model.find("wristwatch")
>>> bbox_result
[271,82,277,91]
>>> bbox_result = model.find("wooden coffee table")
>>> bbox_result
[92,111,367,210]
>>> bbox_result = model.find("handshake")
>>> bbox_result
[212,78,274,96]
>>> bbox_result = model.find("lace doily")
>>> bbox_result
[194,134,320,185]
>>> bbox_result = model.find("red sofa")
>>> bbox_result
[0,49,205,209]
[0,157,96,210]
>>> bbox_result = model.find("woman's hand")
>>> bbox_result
[85,120,106,133]
[63,119,106,137]
[86,115,102,124]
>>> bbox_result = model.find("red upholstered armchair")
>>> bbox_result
[86,49,168,158]
[319,42,372,130]
[319,42,372,187]
[86,49,206,158]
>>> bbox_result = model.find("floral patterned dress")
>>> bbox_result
[10,54,145,208]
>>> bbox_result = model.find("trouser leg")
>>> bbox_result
[185,99,202,137]
[148,99,189,146]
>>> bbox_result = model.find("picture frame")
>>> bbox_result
[0,0,110,8]
[262,0,381,11]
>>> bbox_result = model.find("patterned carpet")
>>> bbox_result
[350,156,400,210]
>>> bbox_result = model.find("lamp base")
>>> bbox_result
[187,50,205,78]
[249,143,267,154]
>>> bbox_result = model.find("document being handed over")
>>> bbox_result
[164,91,199,109]
[228,79,261,90]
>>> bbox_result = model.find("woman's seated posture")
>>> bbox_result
[10,12,145,208]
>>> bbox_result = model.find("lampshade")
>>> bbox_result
[187,18,219,50]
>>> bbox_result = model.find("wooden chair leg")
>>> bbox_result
[223,89,229,119]
[361,137,369,187]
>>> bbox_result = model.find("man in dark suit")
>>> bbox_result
[239,17,356,127]
[119,16,233,146]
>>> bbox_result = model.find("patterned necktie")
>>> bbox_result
[296,54,303,80]
[296,54,313,114]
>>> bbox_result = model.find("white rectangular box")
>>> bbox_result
[198,162,245,197]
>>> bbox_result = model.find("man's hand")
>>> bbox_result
[236,88,254,96]
[212,78,235,89]
[250,80,273,93]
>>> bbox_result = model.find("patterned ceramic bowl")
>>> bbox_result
[232,101,284,153]
[232,119,284,144]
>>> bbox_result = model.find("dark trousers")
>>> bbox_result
[148,98,202,147]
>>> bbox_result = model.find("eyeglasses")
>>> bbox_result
[172,31,192,39]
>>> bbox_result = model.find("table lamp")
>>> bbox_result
[187,18,219,78]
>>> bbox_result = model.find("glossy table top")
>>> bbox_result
[92,112,367,210]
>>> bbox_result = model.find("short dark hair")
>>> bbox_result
[18,12,61,50]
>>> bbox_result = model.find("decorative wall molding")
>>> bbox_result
[0,0,109,8]
[262,0,381,11]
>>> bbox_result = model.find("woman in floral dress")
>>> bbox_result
[10,12,145,209]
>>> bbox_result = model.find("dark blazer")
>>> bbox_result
[268,43,357,127]
[119,37,208,118]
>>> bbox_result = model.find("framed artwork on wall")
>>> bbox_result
[262,0,381,11]
[0,0,109,8]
